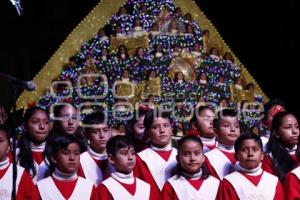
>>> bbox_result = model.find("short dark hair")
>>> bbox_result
[191,106,214,124]
[48,134,85,157]
[234,133,263,153]
[177,135,203,153]
[47,134,85,173]
[106,135,134,157]
[144,109,172,131]
[213,109,238,129]
[83,112,107,131]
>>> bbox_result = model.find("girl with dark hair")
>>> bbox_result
[37,134,97,199]
[117,45,130,62]
[51,103,86,143]
[18,106,50,184]
[161,135,219,200]
[262,111,299,181]
[186,106,216,153]
[134,109,177,199]
[126,108,149,153]
[0,124,39,199]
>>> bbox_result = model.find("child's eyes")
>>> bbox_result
[130,150,136,155]
[120,151,128,155]
[62,151,70,155]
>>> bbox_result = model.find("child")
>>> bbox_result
[78,112,113,185]
[134,110,177,198]
[126,108,149,153]
[51,103,86,147]
[187,106,216,153]
[52,104,80,135]
[260,98,286,149]
[205,109,240,179]
[217,133,284,200]
[0,124,39,199]
[284,163,300,198]
[161,135,220,199]
[18,106,50,183]
[97,135,156,200]
[262,111,299,181]
[37,134,97,199]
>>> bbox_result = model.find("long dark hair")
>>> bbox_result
[175,135,209,179]
[51,104,84,138]
[267,111,297,181]
[18,106,49,177]
[117,45,129,60]
[126,108,148,139]
[49,103,87,154]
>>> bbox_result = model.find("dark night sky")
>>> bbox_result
[0,0,298,116]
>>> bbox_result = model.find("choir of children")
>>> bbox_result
[1,103,299,199]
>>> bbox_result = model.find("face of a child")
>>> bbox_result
[176,72,184,81]
[0,131,9,162]
[177,140,204,174]
[137,48,144,57]
[86,124,111,153]
[276,114,299,148]
[149,71,156,78]
[122,70,129,78]
[148,117,172,148]
[170,21,177,29]
[25,110,50,143]
[196,109,215,138]
[216,116,240,145]
[193,44,200,52]
[53,143,81,174]
[102,49,108,56]
[187,26,193,33]
[235,139,263,170]
[134,19,141,27]
[58,105,79,135]
[152,24,159,31]
[133,116,145,141]
[200,73,206,80]
[98,29,106,37]
[109,146,136,174]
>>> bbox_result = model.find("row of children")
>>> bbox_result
[0,102,299,199]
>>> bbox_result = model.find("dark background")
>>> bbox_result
[0,0,298,116]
